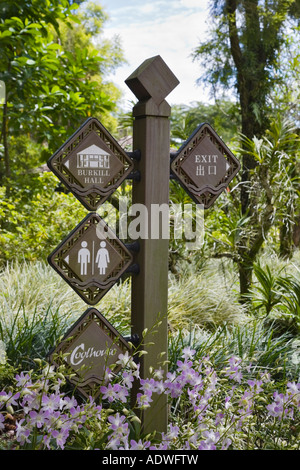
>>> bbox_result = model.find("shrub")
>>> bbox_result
[0,345,299,450]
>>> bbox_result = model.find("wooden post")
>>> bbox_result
[125,56,179,435]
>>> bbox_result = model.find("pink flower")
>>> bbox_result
[177,359,193,372]
[267,401,283,418]
[41,393,60,412]
[52,428,69,449]
[287,382,300,406]
[137,392,153,408]
[129,439,150,450]
[182,346,196,359]
[15,372,31,388]
[198,441,216,450]
[29,410,49,428]
[15,419,31,444]
[108,412,129,436]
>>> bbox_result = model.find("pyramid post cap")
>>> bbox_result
[125,55,179,105]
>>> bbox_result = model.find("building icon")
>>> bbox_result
[77,144,111,169]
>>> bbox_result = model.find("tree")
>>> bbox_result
[193,0,300,299]
[0,0,125,189]
[170,100,240,147]
[194,0,298,208]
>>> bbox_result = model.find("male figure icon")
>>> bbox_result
[78,241,90,275]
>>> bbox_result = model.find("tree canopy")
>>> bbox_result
[193,0,299,138]
[0,0,125,184]
[193,0,300,298]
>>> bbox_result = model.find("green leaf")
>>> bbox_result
[0,30,13,38]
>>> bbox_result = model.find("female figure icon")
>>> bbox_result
[95,241,110,275]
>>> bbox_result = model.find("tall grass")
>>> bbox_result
[168,320,300,382]
[168,261,246,329]
[0,261,133,367]
[1,255,299,379]
[0,262,80,367]
[0,259,246,367]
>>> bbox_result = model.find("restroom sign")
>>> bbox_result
[48,212,133,305]
[171,123,240,208]
[48,117,134,210]
[49,308,131,398]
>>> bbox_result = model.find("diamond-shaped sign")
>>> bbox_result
[48,117,134,210]
[49,308,131,398]
[171,123,240,208]
[48,213,133,305]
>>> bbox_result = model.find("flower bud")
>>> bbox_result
[130,415,141,424]
[6,405,14,415]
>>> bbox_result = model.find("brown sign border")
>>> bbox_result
[170,122,240,208]
[48,212,133,305]
[48,307,131,398]
[48,117,134,210]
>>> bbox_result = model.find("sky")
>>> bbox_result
[99,0,212,110]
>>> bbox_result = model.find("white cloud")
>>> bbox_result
[180,0,208,8]
[101,0,212,107]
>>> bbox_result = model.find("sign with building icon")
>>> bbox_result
[170,123,240,208]
[48,117,134,210]
[48,212,133,305]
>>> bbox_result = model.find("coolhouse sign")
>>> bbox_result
[49,308,131,398]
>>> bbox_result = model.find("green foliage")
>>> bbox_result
[0,170,87,264]
[0,257,247,369]
[0,0,125,183]
[193,0,296,109]
[0,322,299,450]
[0,261,80,370]
[249,262,300,333]
[168,319,300,382]
[170,100,241,147]
[0,260,131,368]
[250,263,284,316]
[198,115,300,297]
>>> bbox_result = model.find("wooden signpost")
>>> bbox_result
[47,55,240,436]
[125,56,179,433]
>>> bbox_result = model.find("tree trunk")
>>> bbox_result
[293,216,300,247]
[226,0,273,298]
[279,219,294,259]
[238,260,253,301]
